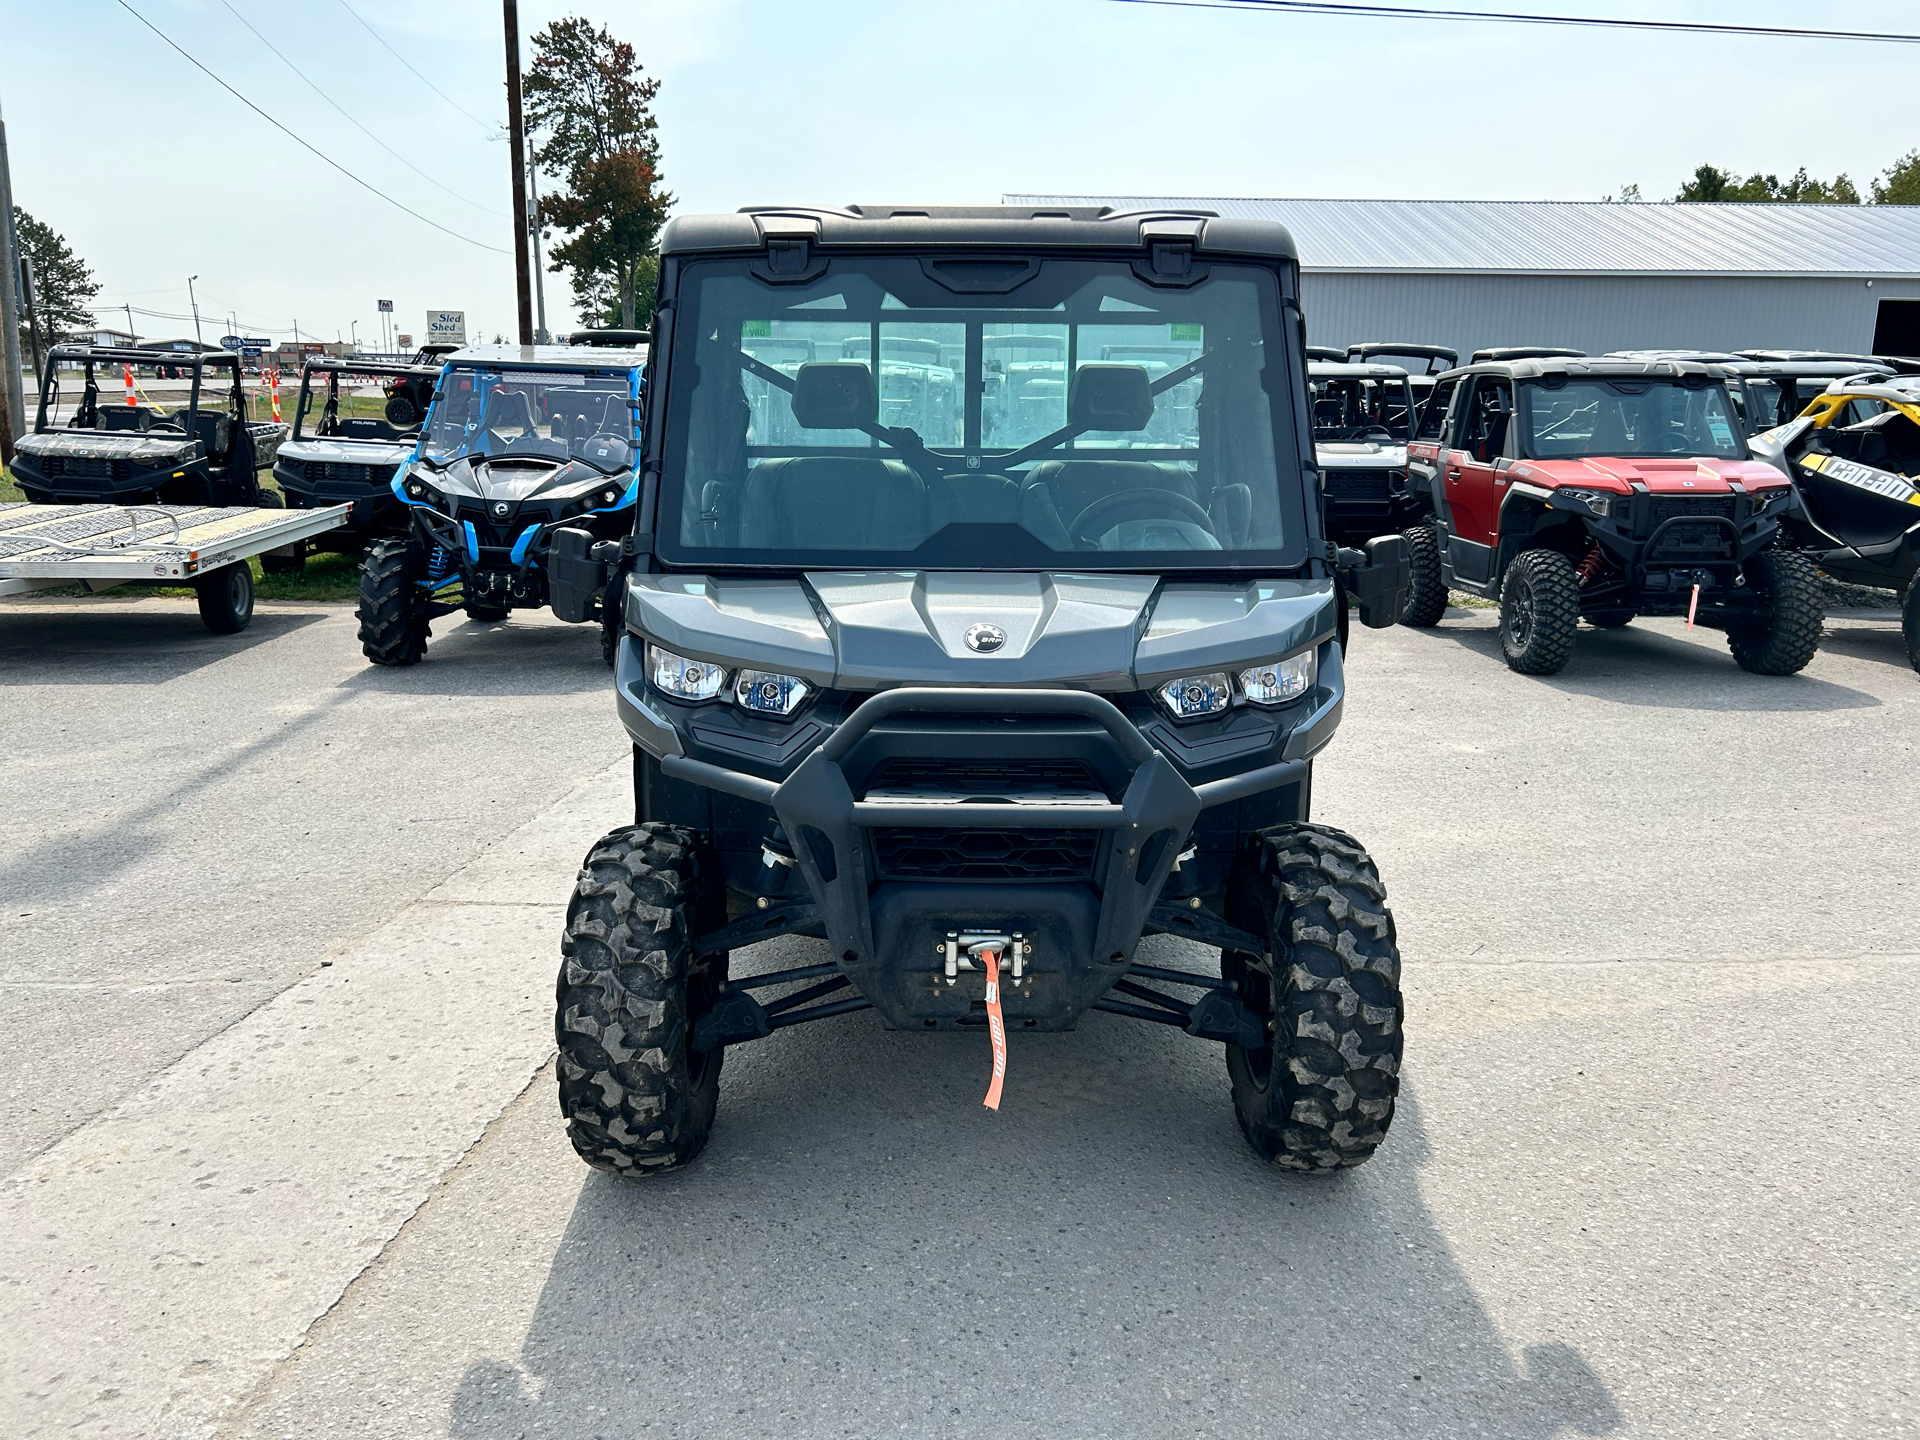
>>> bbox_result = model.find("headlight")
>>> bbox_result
[733,667,811,717]
[1750,485,1789,511]
[1239,651,1317,705]
[1156,672,1233,719]
[647,643,727,702]
[1555,487,1613,518]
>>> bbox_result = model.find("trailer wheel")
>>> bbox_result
[1221,825,1402,1172]
[194,563,254,634]
[1904,574,1920,674]
[1727,548,1823,676]
[357,537,429,666]
[1499,548,1580,674]
[556,823,728,1175]
[1398,522,1448,627]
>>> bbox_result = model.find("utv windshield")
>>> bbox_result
[1521,379,1745,460]
[421,367,635,471]
[1310,375,1416,442]
[294,368,417,442]
[658,255,1305,568]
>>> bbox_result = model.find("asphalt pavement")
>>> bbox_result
[0,596,1912,1439]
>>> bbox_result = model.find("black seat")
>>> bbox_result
[337,417,401,441]
[98,406,155,432]
[740,457,930,550]
[186,411,232,456]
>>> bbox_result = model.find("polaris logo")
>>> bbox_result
[964,623,1006,653]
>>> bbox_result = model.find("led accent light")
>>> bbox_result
[647,643,727,701]
[1156,672,1233,719]
[1556,487,1613,517]
[733,668,811,717]
[1239,651,1317,706]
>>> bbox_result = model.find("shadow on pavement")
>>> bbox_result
[1815,616,1912,672]
[1407,616,1881,712]
[0,606,326,685]
[444,998,1621,1440]
[339,615,612,698]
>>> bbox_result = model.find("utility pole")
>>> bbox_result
[0,90,27,462]
[528,152,548,343]
[503,0,534,346]
[20,253,42,383]
[187,274,202,347]
[123,302,133,343]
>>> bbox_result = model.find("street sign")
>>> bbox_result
[377,299,394,313]
[242,336,271,348]
[241,347,262,359]
[426,310,466,345]
[396,334,413,349]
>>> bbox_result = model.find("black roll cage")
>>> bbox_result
[35,343,245,438]
[291,358,444,441]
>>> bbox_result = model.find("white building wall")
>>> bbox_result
[1299,272,1920,361]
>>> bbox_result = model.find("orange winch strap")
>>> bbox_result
[982,948,1007,1110]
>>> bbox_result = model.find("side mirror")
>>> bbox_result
[1068,364,1153,432]
[791,363,876,430]
[1347,534,1411,630]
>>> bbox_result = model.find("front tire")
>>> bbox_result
[556,824,729,1175]
[1399,521,1448,627]
[1904,574,1920,674]
[1499,548,1580,674]
[1727,548,1823,676]
[1221,825,1403,1172]
[357,536,429,666]
[194,563,254,634]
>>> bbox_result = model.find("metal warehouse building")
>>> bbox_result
[1005,195,1920,361]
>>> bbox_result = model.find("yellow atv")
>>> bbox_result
[1748,376,1920,671]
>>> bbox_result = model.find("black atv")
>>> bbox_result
[1748,374,1920,670]
[269,356,445,571]
[543,204,1413,1177]
[10,343,285,507]
[354,334,646,664]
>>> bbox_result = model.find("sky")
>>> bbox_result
[2,0,1916,349]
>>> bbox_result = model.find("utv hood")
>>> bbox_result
[625,572,1336,692]
[1509,456,1788,494]
[13,429,201,467]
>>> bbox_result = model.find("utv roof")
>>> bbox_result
[1815,375,1920,405]
[1307,361,1410,379]
[1469,346,1587,363]
[659,204,1299,262]
[444,342,647,371]
[300,355,444,378]
[48,342,241,365]
[1305,346,1346,363]
[1346,342,1457,372]
[1446,356,1721,381]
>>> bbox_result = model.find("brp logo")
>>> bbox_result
[964,623,1006,653]
[493,501,510,516]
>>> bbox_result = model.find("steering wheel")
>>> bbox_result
[1067,488,1216,549]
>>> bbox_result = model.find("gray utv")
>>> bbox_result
[544,205,1411,1175]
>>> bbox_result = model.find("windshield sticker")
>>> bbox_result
[1708,418,1732,445]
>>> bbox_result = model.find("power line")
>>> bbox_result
[1102,0,1920,43]
[217,0,505,218]
[333,0,502,136]
[109,0,509,253]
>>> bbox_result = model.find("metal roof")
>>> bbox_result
[1003,196,1920,278]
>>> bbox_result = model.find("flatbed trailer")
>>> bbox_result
[0,500,350,633]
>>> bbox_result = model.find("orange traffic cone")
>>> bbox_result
[123,364,137,407]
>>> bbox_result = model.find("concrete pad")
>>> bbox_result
[0,759,627,1440]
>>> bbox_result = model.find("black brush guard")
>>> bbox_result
[661,687,1306,1032]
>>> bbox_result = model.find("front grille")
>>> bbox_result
[868,757,1102,796]
[306,462,385,487]
[1322,470,1393,500]
[872,828,1100,882]
[38,456,133,480]
[1641,496,1738,558]
[1644,496,1736,527]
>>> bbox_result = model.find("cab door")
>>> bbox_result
[1406,376,1458,522]
[1442,376,1512,583]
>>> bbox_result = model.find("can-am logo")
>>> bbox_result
[964,623,1006,653]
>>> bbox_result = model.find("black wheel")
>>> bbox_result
[1904,574,1920,675]
[1399,521,1448,628]
[464,603,510,623]
[557,824,729,1175]
[1221,825,1403,1172]
[1727,548,1824,676]
[194,563,254,634]
[357,536,429,666]
[1587,613,1632,629]
[384,395,418,427]
[1499,548,1580,675]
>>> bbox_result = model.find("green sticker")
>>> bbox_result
[741,319,772,338]
[1169,323,1202,342]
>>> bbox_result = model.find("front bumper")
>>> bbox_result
[620,657,1343,1030]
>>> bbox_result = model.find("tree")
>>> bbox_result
[1872,151,1920,205]
[12,208,98,352]
[524,18,672,330]
[1676,164,1858,203]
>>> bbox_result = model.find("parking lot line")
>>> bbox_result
[0,760,626,1440]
